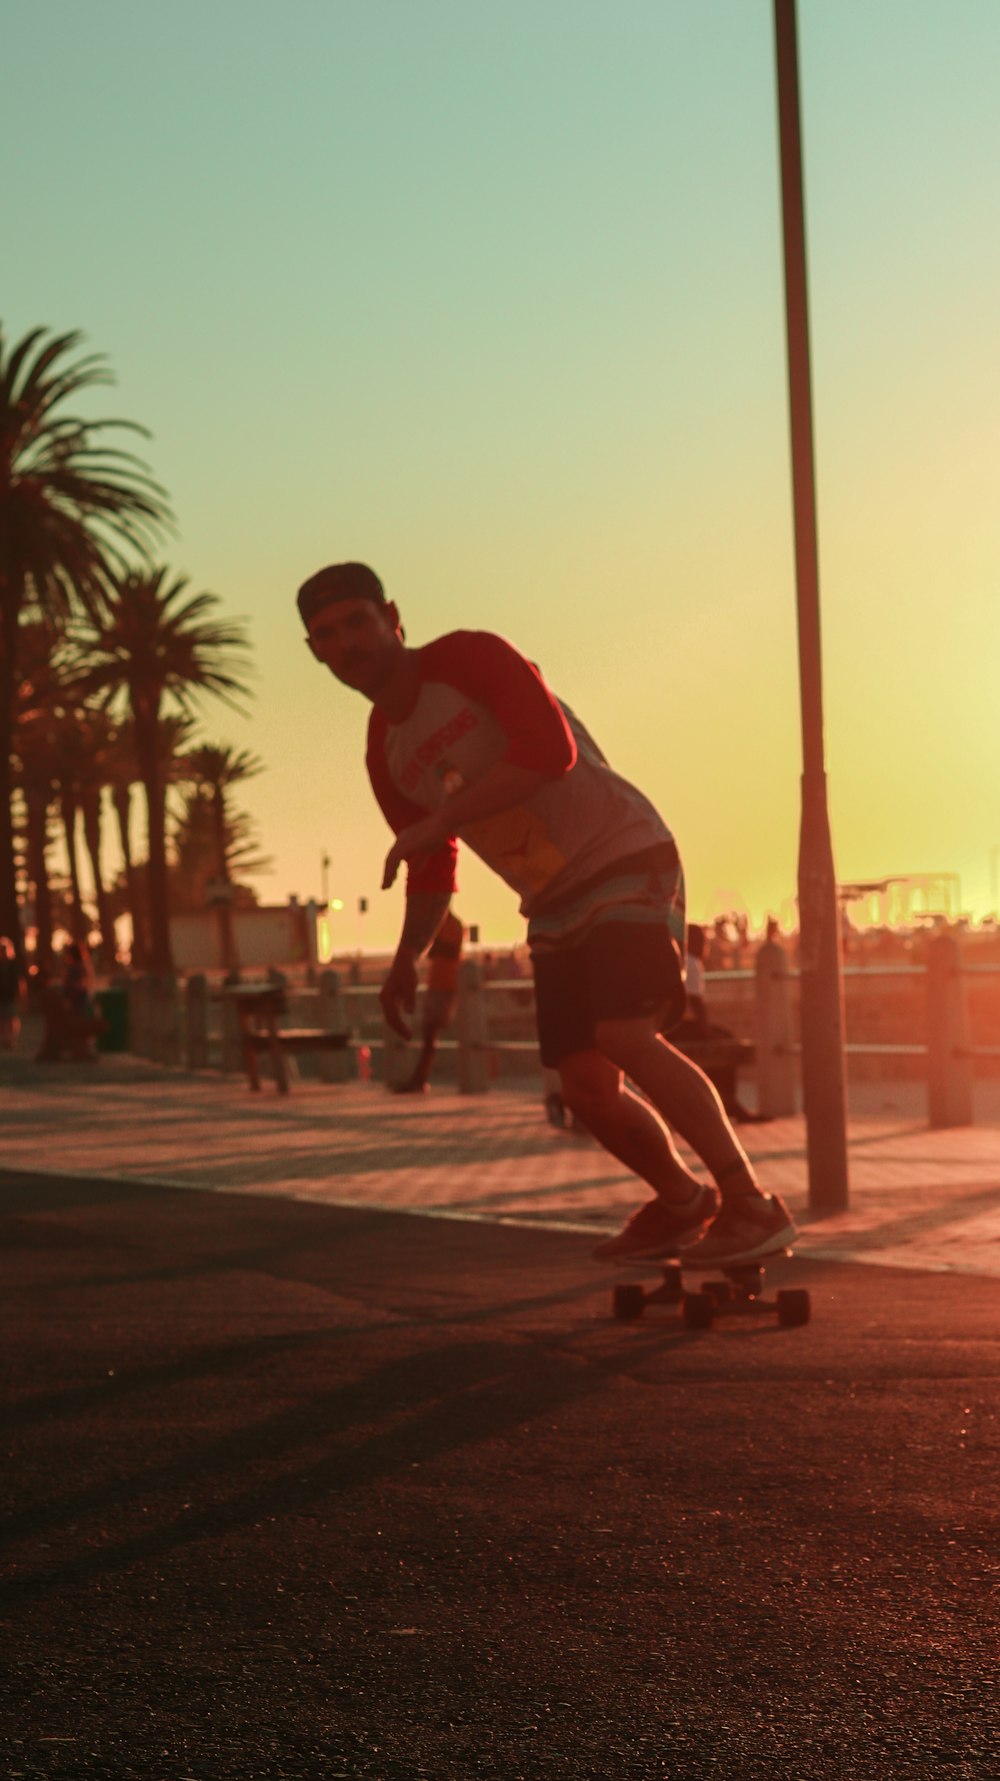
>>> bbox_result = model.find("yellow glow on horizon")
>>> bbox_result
[5,4,996,950]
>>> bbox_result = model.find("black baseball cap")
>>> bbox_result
[297,562,387,626]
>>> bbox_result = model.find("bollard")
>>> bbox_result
[151,974,182,1066]
[926,932,973,1128]
[457,958,490,1094]
[185,974,209,1070]
[318,969,354,1082]
[755,938,797,1117]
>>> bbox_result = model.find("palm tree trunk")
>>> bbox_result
[136,710,174,975]
[111,784,147,969]
[25,788,54,966]
[59,791,88,944]
[81,789,117,964]
[0,595,23,956]
[212,785,236,970]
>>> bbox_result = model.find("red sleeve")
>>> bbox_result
[420,632,577,775]
[367,710,458,896]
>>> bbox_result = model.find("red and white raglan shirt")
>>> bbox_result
[367,631,686,955]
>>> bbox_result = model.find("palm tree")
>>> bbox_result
[47,712,89,944]
[180,743,266,970]
[13,736,57,964]
[97,713,195,967]
[10,620,65,964]
[71,705,122,962]
[77,570,252,972]
[0,324,170,952]
[103,719,146,967]
[14,627,123,958]
[171,788,271,908]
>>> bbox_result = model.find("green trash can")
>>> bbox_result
[96,986,129,1053]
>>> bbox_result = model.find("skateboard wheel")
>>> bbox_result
[682,1291,714,1331]
[776,1288,811,1328]
[613,1284,646,1321]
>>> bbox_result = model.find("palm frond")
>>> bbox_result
[0,324,174,632]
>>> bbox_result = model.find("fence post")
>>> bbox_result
[755,937,797,1117]
[926,932,973,1128]
[151,974,181,1066]
[219,989,241,1075]
[126,975,141,1057]
[185,974,209,1069]
[128,974,153,1059]
[318,968,354,1082]
[457,958,490,1093]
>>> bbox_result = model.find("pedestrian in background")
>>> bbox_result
[0,937,22,1051]
[394,906,464,1094]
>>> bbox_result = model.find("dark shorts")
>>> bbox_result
[532,917,686,1068]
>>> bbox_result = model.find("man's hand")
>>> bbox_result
[382,813,449,890]
[379,951,420,1039]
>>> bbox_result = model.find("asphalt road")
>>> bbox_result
[2,1169,998,1778]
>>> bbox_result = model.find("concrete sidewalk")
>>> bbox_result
[2,1045,1000,1277]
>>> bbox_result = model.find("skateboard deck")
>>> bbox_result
[611,1250,810,1330]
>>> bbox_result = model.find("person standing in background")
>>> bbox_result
[394,906,464,1094]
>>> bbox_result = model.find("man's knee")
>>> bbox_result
[558,1049,623,1122]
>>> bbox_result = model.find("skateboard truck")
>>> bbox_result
[611,1251,810,1331]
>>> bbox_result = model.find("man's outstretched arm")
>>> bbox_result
[381,761,554,889]
[379,892,453,1039]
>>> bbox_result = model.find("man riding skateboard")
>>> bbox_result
[297,561,796,1269]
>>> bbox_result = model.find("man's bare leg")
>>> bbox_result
[592,1013,760,1198]
[558,1048,704,1203]
[594,1015,800,1265]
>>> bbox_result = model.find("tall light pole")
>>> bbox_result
[773,0,849,1214]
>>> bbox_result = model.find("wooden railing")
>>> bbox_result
[123,930,1000,1130]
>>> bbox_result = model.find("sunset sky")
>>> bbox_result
[5,1,999,951]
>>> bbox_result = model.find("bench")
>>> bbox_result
[229,985,353,1094]
[36,988,108,1063]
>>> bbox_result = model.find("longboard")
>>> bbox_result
[611,1251,810,1330]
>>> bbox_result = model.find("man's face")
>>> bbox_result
[305,596,403,697]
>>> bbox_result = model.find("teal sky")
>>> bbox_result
[5,1,999,949]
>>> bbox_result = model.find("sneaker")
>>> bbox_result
[592,1184,718,1263]
[678,1192,798,1269]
